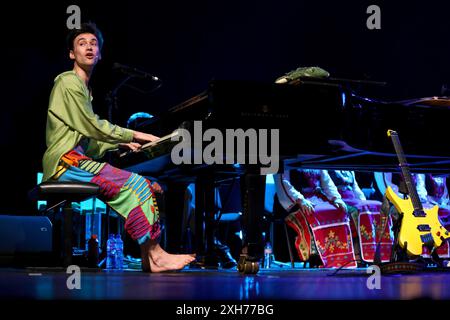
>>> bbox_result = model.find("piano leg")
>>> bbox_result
[238,173,265,274]
[193,173,220,268]
[164,182,188,253]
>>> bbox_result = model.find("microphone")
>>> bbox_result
[112,63,160,81]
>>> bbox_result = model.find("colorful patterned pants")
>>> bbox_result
[54,149,161,244]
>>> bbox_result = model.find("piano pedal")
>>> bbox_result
[189,254,220,270]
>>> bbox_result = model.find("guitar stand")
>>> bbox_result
[380,247,425,275]
[380,216,449,273]
[380,241,426,274]
[428,247,450,270]
[377,205,425,274]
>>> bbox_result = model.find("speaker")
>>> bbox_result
[0,215,53,266]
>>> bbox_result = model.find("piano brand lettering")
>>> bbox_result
[171,121,279,174]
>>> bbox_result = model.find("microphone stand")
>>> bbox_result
[101,71,161,257]
[103,75,132,252]
[106,76,132,124]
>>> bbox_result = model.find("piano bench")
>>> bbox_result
[28,181,100,267]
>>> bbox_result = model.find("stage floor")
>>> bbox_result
[1,266,450,301]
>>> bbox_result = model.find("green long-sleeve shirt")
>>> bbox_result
[42,70,134,181]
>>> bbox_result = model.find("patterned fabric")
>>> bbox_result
[340,189,394,263]
[286,196,357,268]
[56,148,161,242]
[79,159,106,175]
[285,211,312,261]
[305,197,357,268]
[283,170,357,268]
[357,211,393,262]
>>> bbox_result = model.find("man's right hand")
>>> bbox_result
[297,198,315,215]
[119,142,142,152]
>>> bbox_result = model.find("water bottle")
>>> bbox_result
[263,242,273,269]
[106,234,116,269]
[115,234,124,270]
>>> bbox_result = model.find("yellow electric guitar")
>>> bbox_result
[385,130,450,256]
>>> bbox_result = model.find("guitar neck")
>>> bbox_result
[388,130,424,211]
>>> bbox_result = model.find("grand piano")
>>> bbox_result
[117,78,450,273]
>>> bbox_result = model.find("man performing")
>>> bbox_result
[42,22,195,272]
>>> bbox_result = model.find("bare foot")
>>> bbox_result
[140,240,196,273]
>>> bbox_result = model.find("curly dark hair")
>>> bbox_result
[66,22,104,51]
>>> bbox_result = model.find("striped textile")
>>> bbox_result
[55,148,161,242]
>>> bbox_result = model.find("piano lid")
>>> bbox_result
[118,80,450,176]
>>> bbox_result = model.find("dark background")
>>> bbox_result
[1,0,449,214]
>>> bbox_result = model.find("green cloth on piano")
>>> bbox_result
[42,70,134,182]
[275,66,330,83]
